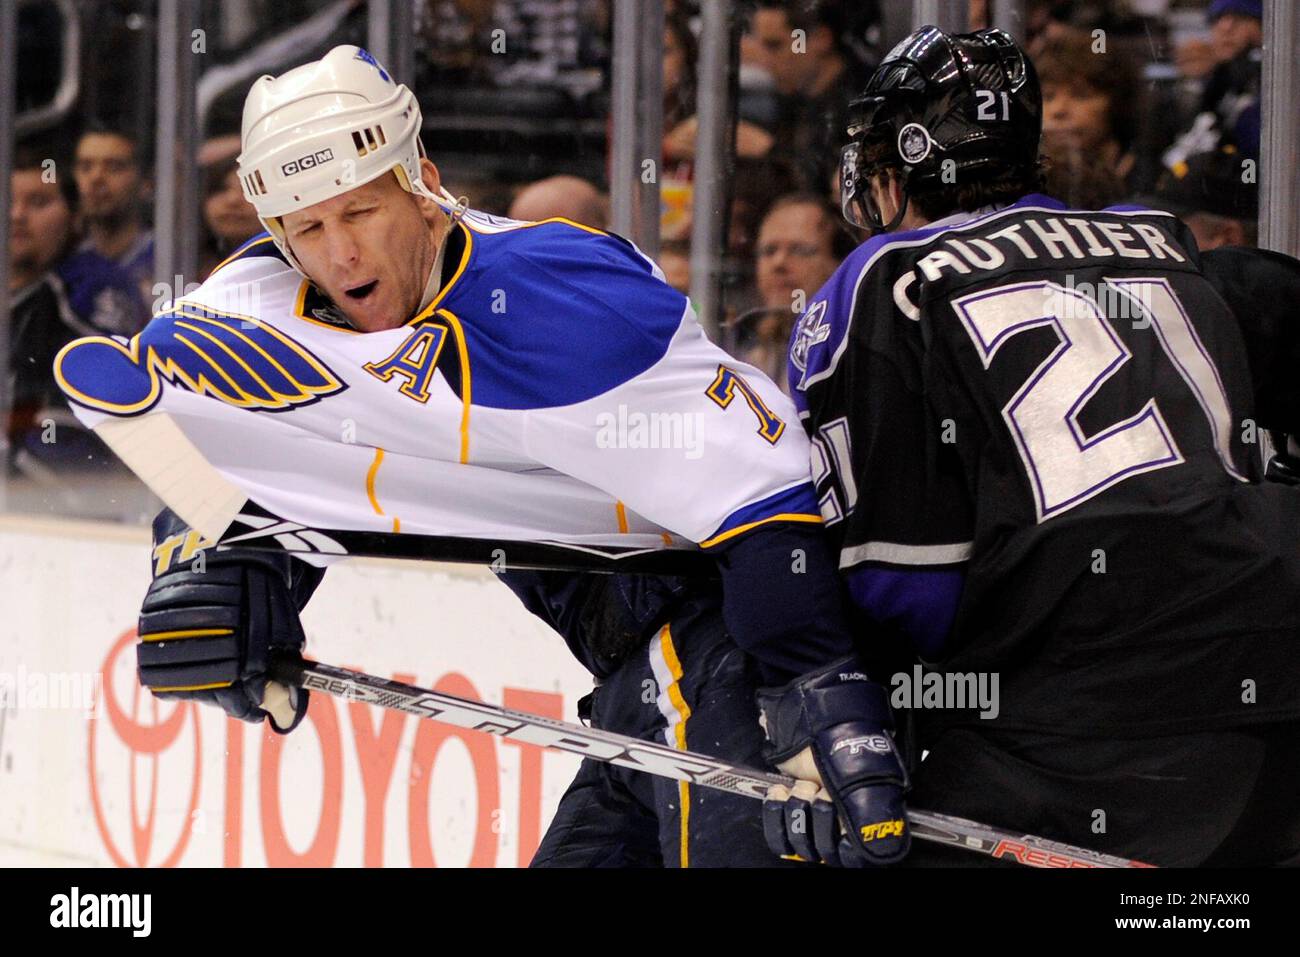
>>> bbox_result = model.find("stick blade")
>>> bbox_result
[94,413,246,540]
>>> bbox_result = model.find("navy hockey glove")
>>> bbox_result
[136,510,323,734]
[757,656,910,866]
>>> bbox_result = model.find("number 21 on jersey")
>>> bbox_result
[953,278,1246,522]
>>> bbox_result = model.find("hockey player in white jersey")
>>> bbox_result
[55,46,908,866]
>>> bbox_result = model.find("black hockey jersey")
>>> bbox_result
[789,193,1300,736]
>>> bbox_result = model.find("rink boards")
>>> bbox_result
[0,514,591,868]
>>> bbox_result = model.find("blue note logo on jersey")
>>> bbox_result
[54,303,346,416]
[790,299,831,390]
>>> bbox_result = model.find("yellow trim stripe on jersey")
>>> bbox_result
[655,625,693,868]
[285,221,476,334]
[365,447,401,533]
[465,215,608,238]
[140,628,233,642]
[290,279,359,334]
[615,501,629,534]
[698,512,824,549]
[365,447,384,513]
[412,221,474,322]
[233,215,594,336]
[435,308,473,463]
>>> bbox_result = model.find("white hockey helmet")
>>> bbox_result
[237,45,452,272]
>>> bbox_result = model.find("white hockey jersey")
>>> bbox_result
[55,210,821,553]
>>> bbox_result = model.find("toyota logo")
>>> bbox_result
[88,628,202,868]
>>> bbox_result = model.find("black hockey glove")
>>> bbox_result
[757,656,910,866]
[136,509,324,734]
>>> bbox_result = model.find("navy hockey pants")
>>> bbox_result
[530,594,787,868]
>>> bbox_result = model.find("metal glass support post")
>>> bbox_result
[0,0,18,505]
[154,0,201,305]
[635,0,664,260]
[990,0,1027,41]
[687,0,736,341]
[1260,0,1300,256]
[913,0,969,32]
[368,0,415,89]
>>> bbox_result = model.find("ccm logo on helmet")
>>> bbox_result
[281,148,335,177]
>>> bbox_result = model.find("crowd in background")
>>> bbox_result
[4,0,1270,510]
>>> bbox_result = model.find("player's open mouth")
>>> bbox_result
[345,280,379,300]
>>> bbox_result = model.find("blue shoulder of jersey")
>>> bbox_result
[438,220,687,410]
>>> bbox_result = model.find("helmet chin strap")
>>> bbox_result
[416,227,448,315]
[881,188,910,233]
[856,168,911,235]
[415,190,469,315]
[436,186,470,228]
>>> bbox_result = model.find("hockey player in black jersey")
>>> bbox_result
[774,25,1300,866]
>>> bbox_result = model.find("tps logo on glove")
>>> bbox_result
[860,819,906,842]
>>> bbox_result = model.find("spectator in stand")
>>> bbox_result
[736,193,851,395]
[8,141,144,475]
[1034,29,1141,203]
[1023,0,1149,51]
[1164,0,1262,169]
[1043,135,1127,211]
[1140,145,1258,251]
[417,0,497,86]
[508,174,608,228]
[754,194,844,314]
[743,0,871,193]
[660,6,701,240]
[663,6,697,136]
[662,7,775,170]
[659,7,783,243]
[722,157,799,319]
[198,134,265,279]
[1174,37,1217,85]
[486,0,610,95]
[72,123,154,305]
[656,238,691,295]
[1208,0,1263,65]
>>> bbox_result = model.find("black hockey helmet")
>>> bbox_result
[840,25,1042,232]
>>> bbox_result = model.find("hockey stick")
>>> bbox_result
[99,414,1153,867]
[209,498,719,575]
[270,657,1156,869]
[92,413,718,576]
